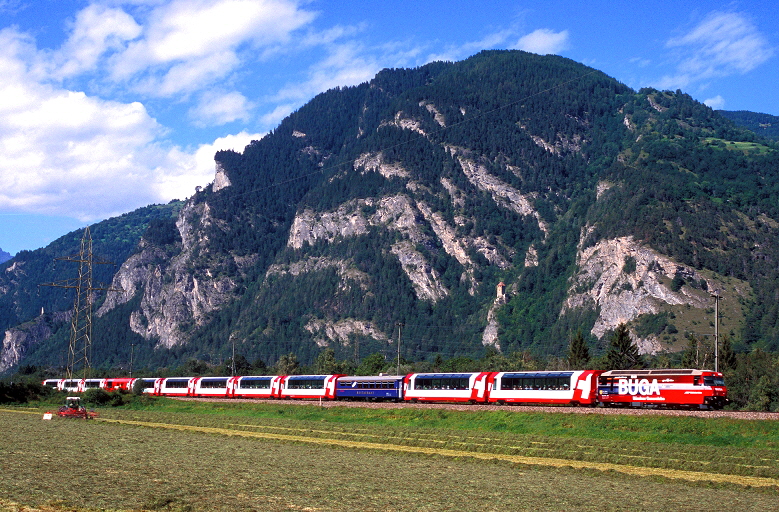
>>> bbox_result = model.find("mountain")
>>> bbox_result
[0,248,11,264]
[2,50,779,375]
[0,201,183,373]
[717,110,779,141]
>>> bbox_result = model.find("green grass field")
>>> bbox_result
[2,400,778,511]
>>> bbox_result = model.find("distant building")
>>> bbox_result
[496,281,506,301]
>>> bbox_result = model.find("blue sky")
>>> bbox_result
[1,0,776,256]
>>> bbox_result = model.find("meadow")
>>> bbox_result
[2,399,778,511]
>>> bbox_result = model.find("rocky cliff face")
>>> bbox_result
[98,179,238,349]
[563,235,748,354]
[0,312,69,373]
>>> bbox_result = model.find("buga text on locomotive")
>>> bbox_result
[617,378,661,396]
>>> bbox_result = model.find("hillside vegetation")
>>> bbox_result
[2,51,778,385]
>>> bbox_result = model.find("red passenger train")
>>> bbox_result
[44,368,729,409]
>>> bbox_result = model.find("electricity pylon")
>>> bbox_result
[40,226,122,381]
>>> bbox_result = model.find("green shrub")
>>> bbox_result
[83,388,112,406]
[132,378,146,396]
[0,381,47,404]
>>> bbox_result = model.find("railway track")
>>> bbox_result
[175,396,778,420]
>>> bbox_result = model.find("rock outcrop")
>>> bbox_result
[562,235,739,353]
[98,200,237,348]
[0,312,69,373]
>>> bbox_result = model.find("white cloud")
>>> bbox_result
[0,1,323,224]
[657,11,773,90]
[189,90,253,126]
[0,22,265,221]
[704,95,726,109]
[134,50,241,97]
[513,29,570,55]
[53,4,142,79]
[109,0,316,95]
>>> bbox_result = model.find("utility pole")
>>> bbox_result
[396,322,403,375]
[129,343,135,377]
[40,227,122,381]
[231,334,236,376]
[711,292,721,372]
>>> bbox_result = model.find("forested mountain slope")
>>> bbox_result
[2,50,778,374]
[718,110,779,141]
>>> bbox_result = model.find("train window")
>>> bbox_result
[500,375,571,391]
[240,379,271,389]
[287,378,325,389]
[500,375,572,391]
[414,377,469,390]
[166,379,189,388]
[704,376,725,386]
[200,379,228,389]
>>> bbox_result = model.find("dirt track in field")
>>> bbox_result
[175,397,778,420]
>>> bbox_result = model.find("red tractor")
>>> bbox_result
[57,397,98,419]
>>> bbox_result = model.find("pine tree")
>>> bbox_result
[719,334,737,371]
[275,353,299,375]
[314,348,341,374]
[605,323,642,370]
[682,335,701,368]
[746,375,774,412]
[567,329,590,369]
